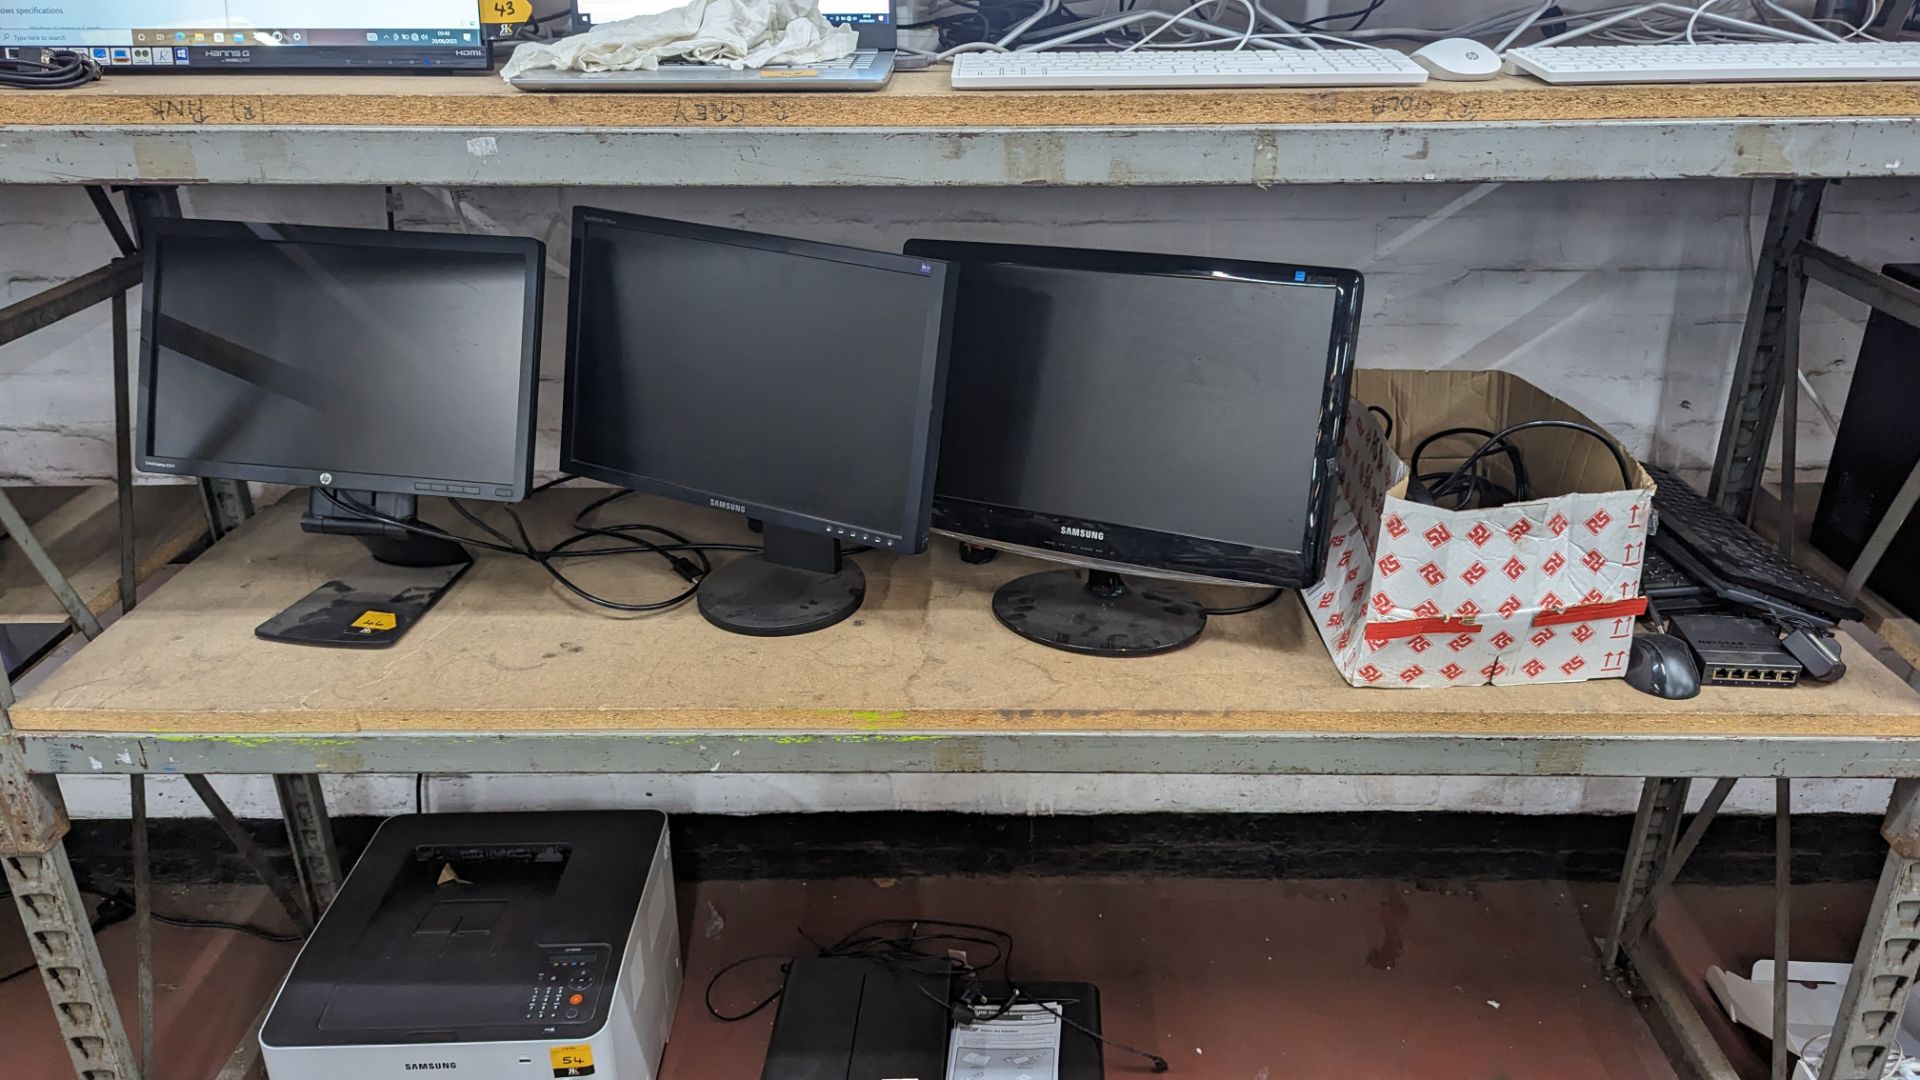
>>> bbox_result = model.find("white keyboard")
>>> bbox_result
[1504,41,1920,84]
[950,47,1429,89]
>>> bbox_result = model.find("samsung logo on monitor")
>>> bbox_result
[709,498,746,514]
[1060,526,1104,541]
[402,1065,458,1072]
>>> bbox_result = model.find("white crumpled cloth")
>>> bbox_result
[499,0,858,79]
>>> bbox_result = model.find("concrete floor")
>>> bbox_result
[1,875,1872,1079]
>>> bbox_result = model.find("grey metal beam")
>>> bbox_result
[1618,778,1740,953]
[0,489,105,640]
[1777,257,1803,560]
[4,118,1920,187]
[1603,778,1689,969]
[24,730,1920,779]
[1799,241,1920,331]
[216,1002,271,1080]
[130,774,154,1080]
[0,256,142,348]
[1773,778,1791,1080]
[1845,455,1920,598]
[183,775,313,932]
[1625,936,1744,1080]
[0,701,63,853]
[111,291,136,615]
[84,186,136,258]
[274,774,341,920]
[1819,779,1920,1080]
[2,845,141,1080]
[1790,242,1920,596]
[1711,179,1826,520]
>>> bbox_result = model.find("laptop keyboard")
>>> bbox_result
[663,48,881,71]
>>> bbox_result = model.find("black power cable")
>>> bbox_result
[1409,426,1531,511]
[318,483,763,614]
[704,953,796,1022]
[1407,420,1633,512]
[0,49,101,90]
[983,988,1170,1073]
[1201,588,1283,616]
[1365,404,1395,441]
[1438,419,1634,503]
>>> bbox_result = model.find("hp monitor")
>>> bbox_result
[562,209,955,637]
[0,2,489,71]
[906,240,1361,657]
[138,218,544,647]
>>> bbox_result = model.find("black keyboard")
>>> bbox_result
[1646,465,1861,624]
[1640,547,1706,599]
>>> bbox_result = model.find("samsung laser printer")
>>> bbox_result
[261,811,680,1080]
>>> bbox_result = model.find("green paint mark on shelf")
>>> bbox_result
[148,733,357,749]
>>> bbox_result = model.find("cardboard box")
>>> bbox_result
[1305,370,1656,688]
[1707,960,1920,1077]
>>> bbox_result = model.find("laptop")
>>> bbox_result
[508,0,897,91]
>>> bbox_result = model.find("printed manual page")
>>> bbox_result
[945,1002,1063,1080]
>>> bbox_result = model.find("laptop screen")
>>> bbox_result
[576,0,889,27]
[0,0,488,69]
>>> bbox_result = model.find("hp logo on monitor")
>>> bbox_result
[318,472,333,486]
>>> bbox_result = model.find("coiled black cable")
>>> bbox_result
[0,49,102,90]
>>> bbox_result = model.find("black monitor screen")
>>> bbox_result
[0,2,489,70]
[143,227,537,495]
[937,261,1341,552]
[564,214,951,547]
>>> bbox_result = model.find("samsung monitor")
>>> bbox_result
[563,209,955,637]
[138,218,544,647]
[0,2,489,71]
[905,239,1362,657]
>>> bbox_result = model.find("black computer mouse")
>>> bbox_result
[1625,632,1701,700]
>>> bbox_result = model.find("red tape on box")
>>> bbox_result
[1363,616,1483,644]
[1529,597,1647,627]
[1362,597,1647,644]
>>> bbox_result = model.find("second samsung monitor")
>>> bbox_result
[563,210,955,636]
[908,240,1361,656]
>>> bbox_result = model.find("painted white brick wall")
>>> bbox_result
[6,175,1919,819]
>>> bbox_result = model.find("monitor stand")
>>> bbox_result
[993,568,1206,657]
[698,524,864,637]
[254,489,473,649]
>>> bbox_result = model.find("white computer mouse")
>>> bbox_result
[1410,37,1502,81]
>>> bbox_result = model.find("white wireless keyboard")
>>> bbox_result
[949,48,1429,89]
[1504,41,1920,84]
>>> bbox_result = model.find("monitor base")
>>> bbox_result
[255,554,471,649]
[699,556,866,637]
[257,491,474,648]
[993,569,1206,656]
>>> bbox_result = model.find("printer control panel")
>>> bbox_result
[528,945,611,1025]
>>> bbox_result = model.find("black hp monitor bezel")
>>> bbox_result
[906,239,1362,589]
[136,218,545,504]
[561,208,956,556]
